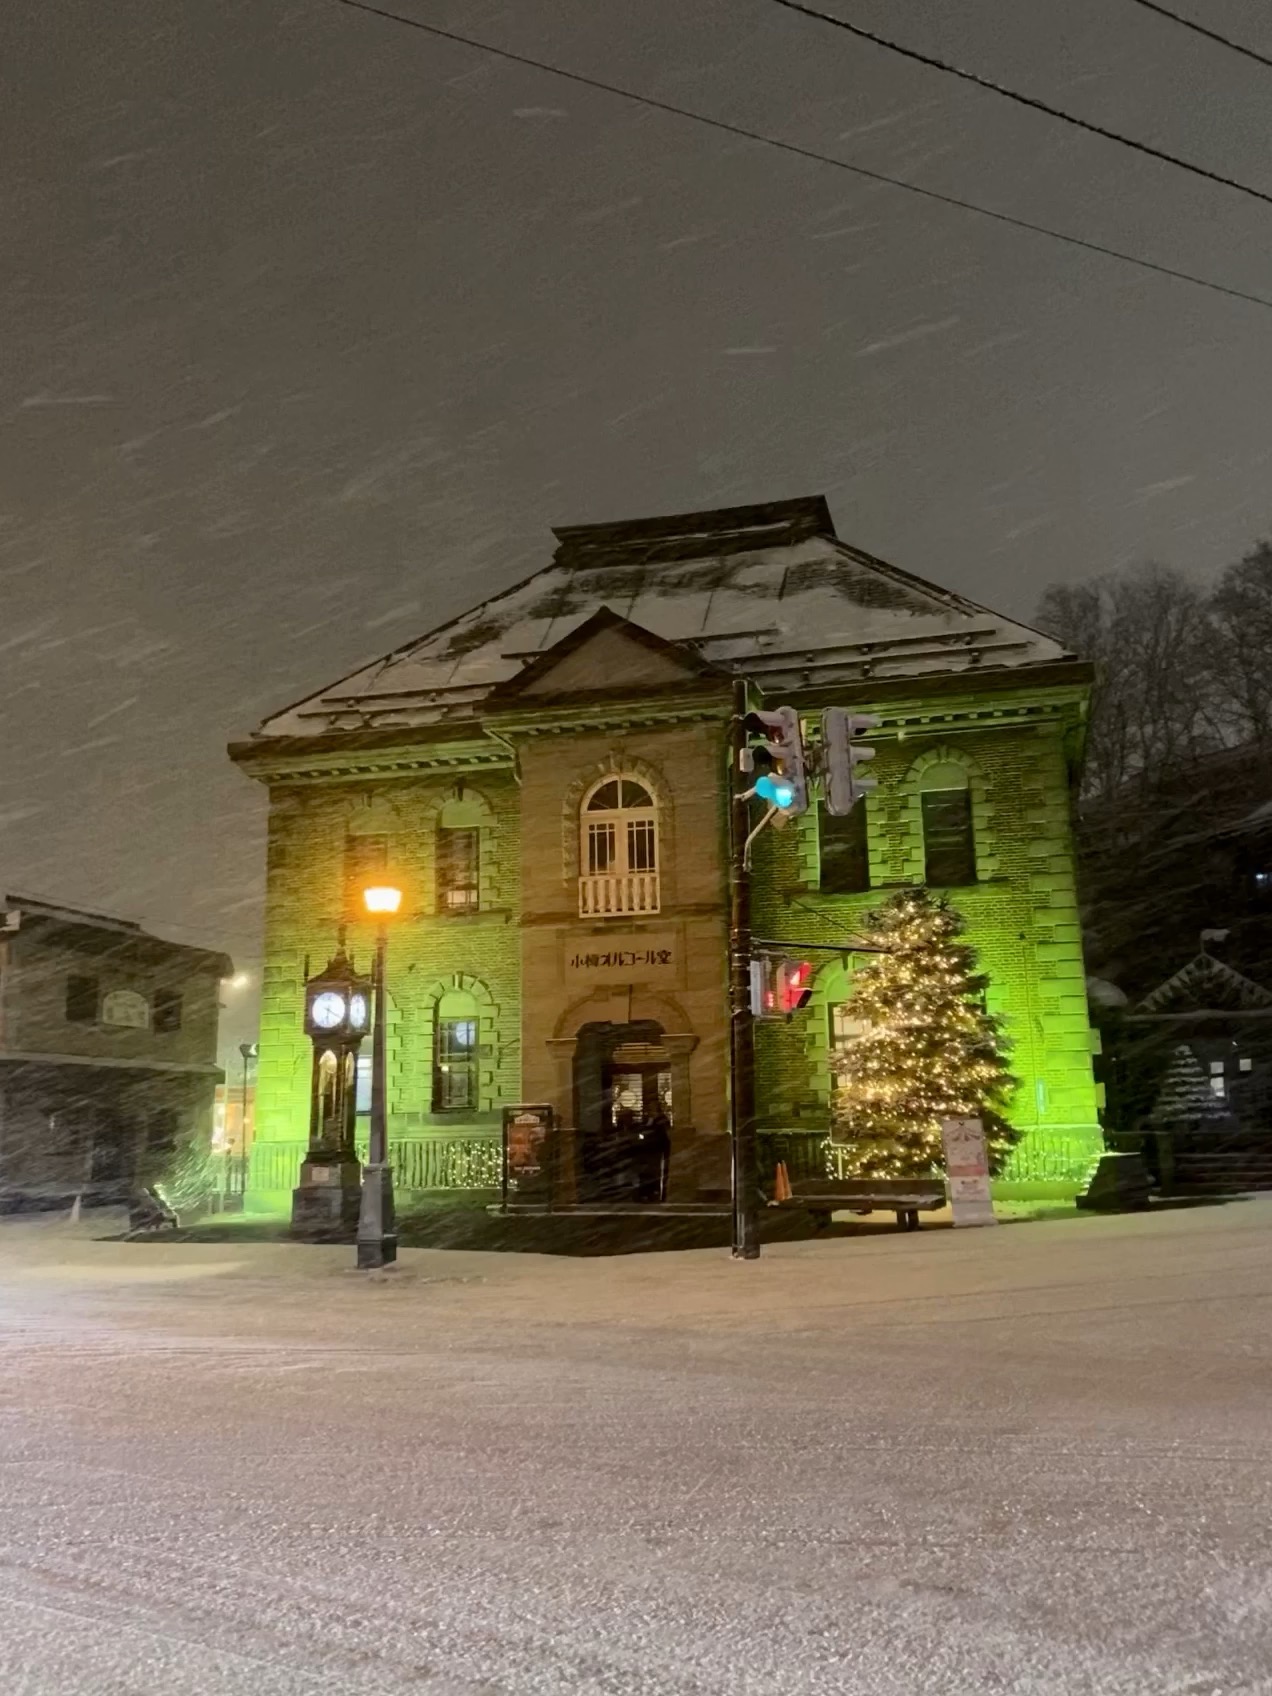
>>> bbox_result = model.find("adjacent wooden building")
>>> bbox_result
[0,895,229,1206]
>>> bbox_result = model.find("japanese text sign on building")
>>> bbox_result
[940,1116,997,1227]
[563,931,679,986]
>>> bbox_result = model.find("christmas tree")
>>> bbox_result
[1149,1044,1228,1125]
[828,888,1019,1178]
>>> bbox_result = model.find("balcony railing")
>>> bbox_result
[579,872,661,917]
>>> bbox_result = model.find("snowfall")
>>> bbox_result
[2,1203,1271,1695]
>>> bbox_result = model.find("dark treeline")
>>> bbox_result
[1036,541,1272,805]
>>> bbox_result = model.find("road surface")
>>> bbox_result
[2,1202,1271,1694]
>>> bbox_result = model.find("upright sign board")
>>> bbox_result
[501,1105,554,1210]
[941,1116,997,1227]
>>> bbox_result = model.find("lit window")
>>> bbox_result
[354,1053,372,1115]
[579,776,660,915]
[437,827,480,912]
[434,989,479,1111]
[829,1004,864,1054]
[820,802,869,894]
[1209,1061,1225,1075]
[920,764,976,887]
[1239,1058,1253,1073]
[1210,1077,1226,1099]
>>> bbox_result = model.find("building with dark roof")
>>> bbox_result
[231,497,1103,1208]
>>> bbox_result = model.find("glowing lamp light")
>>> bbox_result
[755,773,796,810]
[363,885,403,916]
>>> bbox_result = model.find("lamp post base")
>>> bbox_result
[355,1160,397,1268]
[291,1156,363,1240]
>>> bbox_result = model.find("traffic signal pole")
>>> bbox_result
[728,676,761,1261]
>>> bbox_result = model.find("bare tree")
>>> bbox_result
[1210,541,1272,746]
[1036,564,1218,802]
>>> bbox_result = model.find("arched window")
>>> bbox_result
[920,762,976,887]
[433,988,479,1111]
[579,776,660,915]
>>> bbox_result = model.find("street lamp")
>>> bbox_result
[357,883,402,1269]
[236,1041,257,1202]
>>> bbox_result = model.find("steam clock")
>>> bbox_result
[291,940,373,1238]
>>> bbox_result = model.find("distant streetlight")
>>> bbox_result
[357,884,401,1268]
[236,1041,257,1202]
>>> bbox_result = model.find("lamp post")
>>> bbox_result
[236,1041,257,1201]
[357,884,401,1269]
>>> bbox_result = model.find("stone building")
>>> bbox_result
[230,497,1103,1210]
[0,894,229,1206]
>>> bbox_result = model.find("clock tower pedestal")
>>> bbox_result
[291,940,373,1240]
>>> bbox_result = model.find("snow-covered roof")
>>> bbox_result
[1136,953,1272,1015]
[253,497,1078,739]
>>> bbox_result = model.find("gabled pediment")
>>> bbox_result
[486,607,726,704]
[1136,953,1272,1015]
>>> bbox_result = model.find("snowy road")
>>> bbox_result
[2,1205,1271,1695]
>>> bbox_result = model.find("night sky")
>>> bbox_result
[4,0,1271,1053]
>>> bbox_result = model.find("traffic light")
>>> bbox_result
[743,707,809,815]
[775,958,814,1015]
[749,955,815,1019]
[821,707,880,816]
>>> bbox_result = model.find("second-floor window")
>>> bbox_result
[579,776,660,916]
[65,975,99,1023]
[153,989,182,1032]
[819,802,870,894]
[437,826,480,912]
[920,765,977,887]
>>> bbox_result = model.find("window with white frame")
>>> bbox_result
[579,776,660,915]
[433,987,480,1111]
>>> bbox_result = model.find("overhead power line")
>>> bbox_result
[1123,0,1272,72]
[335,0,1272,314]
[765,0,1272,210]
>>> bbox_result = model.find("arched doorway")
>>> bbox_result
[574,1020,671,1202]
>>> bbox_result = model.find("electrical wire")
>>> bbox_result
[1123,0,1272,72]
[334,0,1272,312]
[765,0,1272,210]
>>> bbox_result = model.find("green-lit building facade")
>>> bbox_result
[231,498,1102,1210]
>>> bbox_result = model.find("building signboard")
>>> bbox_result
[563,930,679,987]
[941,1115,997,1227]
[501,1104,554,1208]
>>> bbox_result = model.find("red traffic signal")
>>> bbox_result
[775,958,814,1016]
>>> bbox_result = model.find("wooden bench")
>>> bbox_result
[770,1176,947,1232]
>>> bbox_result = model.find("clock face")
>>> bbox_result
[310,991,346,1030]
[348,993,368,1031]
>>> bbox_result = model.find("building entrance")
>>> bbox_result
[574,1020,672,1203]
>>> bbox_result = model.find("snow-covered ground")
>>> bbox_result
[2,1203,1271,1695]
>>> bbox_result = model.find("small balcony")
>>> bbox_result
[578,872,661,917]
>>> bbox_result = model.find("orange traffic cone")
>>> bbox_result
[774,1161,792,1203]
